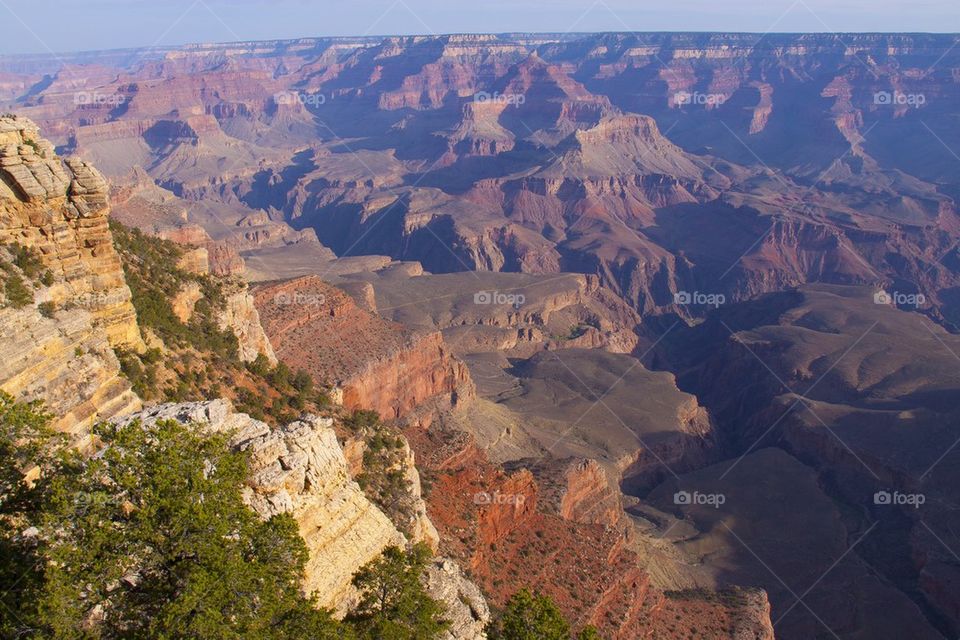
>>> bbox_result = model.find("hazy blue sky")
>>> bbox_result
[0,0,956,55]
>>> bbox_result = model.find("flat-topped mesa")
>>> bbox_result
[253,275,474,420]
[0,115,143,350]
[555,113,705,180]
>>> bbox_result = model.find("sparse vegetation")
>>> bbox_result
[9,242,48,280]
[114,347,161,399]
[487,588,595,640]
[22,138,43,157]
[110,220,239,357]
[577,626,602,640]
[0,243,57,310]
[563,324,589,341]
[344,408,382,433]
[1,415,343,638]
[347,410,418,537]
[109,220,327,423]
[3,273,33,308]
[664,587,752,608]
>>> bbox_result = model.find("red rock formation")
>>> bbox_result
[403,421,773,639]
[254,275,474,419]
[559,459,623,526]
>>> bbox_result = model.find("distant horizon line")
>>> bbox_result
[2,29,958,60]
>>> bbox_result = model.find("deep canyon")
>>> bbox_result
[2,31,960,639]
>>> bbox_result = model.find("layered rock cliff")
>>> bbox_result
[358,269,642,357]
[254,275,474,419]
[0,295,140,442]
[0,116,492,637]
[0,116,143,350]
[216,287,278,365]
[0,116,142,438]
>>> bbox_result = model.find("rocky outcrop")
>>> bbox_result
[425,558,491,640]
[0,116,143,350]
[618,393,717,494]
[0,116,142,440]
[402,438,442,549]
[445,101,515,158]
[520,458,624,528]
[217,288,278,365]
[175,246,209,275]
[341,429,441,549]
[347,270,641,358]
[254,276,474,420]
[114,400,406,613]
[0,302,140,443]
[114,400,491,636]
[171,281,203,323]
[734,590,777,640]
[341,330,473,419]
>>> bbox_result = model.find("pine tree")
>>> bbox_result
[347,543,450,640]
[488,589,573,640]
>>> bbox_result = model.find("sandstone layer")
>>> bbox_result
[217,287,278,365]
[0,116,142,439]
[0,116,143,350]
[0,302,140,442]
